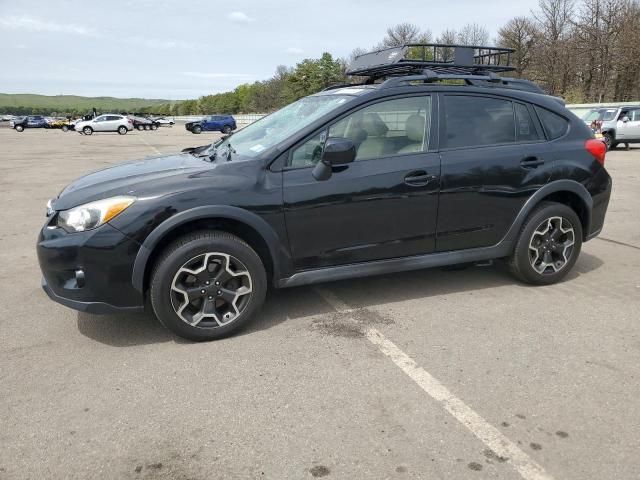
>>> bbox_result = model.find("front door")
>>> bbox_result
[92,116,108,131]
[616,108,640,141]
[283,95,440,270]
[436,94,553,251]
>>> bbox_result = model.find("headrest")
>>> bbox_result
[405,114,425,142]
[362,113,389,136]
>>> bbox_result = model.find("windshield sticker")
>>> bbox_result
[250,144,266,153]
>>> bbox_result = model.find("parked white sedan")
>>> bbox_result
[75,114,133,135]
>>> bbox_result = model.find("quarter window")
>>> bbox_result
[288,96,432,168]
[534,106,569,140]
[444,96,515,148]
[514,103,541,142]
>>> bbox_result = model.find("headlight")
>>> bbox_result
[57,196,135,232]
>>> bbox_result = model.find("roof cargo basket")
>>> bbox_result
[345,44,546,95]
[347,44,515,78]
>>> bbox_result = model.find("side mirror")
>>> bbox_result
[323,137,356,165]
[312,137,356,181]
[622,116,630,123]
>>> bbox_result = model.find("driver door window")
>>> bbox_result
[288,96,432,168]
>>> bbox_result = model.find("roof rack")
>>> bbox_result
[345,44,546,95]
[347,44,515,78]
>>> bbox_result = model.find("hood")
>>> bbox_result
[53,153,212,210]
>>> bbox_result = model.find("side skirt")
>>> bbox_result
[278,241,513,288]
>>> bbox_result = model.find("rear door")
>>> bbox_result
[436,93,551,251]
[283,94,440,270]
[105,115,122,131]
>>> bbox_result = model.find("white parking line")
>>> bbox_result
[138,135,161,155]
[315,287,554,480]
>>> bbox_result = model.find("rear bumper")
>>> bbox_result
[585,170,612,241]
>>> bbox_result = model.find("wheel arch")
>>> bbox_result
[132,206,282,294]
[504,180,593,244]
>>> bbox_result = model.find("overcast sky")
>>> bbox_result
[0,0,536,99]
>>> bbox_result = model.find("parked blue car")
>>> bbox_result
[185,115,237,134]
[11,115,48,132]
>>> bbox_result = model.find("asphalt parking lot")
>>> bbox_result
[1,124,639,480]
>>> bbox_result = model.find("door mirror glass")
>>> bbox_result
[622,116,630,123]
[322,137,356,165]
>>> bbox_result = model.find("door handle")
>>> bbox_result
[404,170,436,186]
[520,156,545,168]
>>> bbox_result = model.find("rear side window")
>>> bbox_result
[444,96,515,148]
[534,106,568,139]
[514,103,541,142]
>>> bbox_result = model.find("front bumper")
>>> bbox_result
[41,277,143,314]
[37,221,145,314]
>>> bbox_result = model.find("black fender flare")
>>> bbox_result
[131,205,282,292]
[502,180,593,244]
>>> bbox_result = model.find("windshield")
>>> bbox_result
[212,94,353,161]
[583,108,617,122]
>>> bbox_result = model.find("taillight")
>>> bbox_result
[585,138,606,166]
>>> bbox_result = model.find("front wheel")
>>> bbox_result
[117,126,128,135]
[151,124,158,130]
[83,126,93,135]
[61,125,69,132]
[15,125,24,132]
[603,132,616,151]
[508,202,582,285]
[192,125,202,134]
[222,125,232,134]
[150,231,267,341]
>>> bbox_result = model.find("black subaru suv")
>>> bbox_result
[38,45,611,341]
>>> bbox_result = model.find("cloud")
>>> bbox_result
[227,11,254,23]
[0,15,97,36]
[182,72,254,79]
[128,36,195,49]
[285,47,304,54]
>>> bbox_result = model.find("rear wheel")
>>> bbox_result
[144,124,150,130]
[150,231,267,341]
[137,125,144,131]
[117,126,128,135]
[509,202,582,285]
[151,124,158,130]
[83,126,93,135]
[61,125,69,132]
[15,125,24,132]
[192,125,202,134]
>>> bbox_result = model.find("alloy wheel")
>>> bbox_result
[170,252,252,327]
[528,216,575,274]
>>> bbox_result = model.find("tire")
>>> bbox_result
[603,132,615,150]
[61,125,69,132]
[144,124,150,130]
[222,125,232,134]
[15,125,24,132]
[150,231,267,341]
[137,125,144,131]
[508,202,583,285]
[117,126,128,135]
[151,124,158,130]
[83,126,93,135]
[170,122,174,126]
[192,125,202,134]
